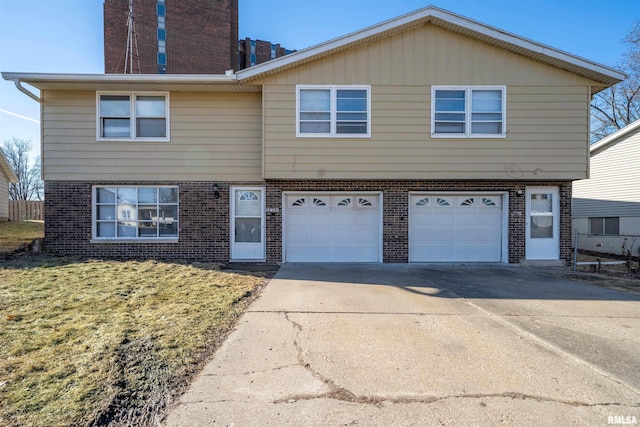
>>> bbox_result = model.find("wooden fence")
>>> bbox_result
[9,200,44,221]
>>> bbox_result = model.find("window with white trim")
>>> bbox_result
[97,92,169,141]
[93,186,178,239]
[432,86,505,137]
[589,217,619,235]
[297,85,370,137]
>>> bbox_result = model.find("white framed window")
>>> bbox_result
[297,85,371,137]
[589,217,619,235]
[97,92,169,141]
[93,186,179,240]
[431,86,506,138]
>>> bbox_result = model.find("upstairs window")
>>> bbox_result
[297,85,370,137]
[432,86,505,138]
[98,93,169,141]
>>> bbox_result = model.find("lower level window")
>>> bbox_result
[94,186,178,239]
[589,217,619,235]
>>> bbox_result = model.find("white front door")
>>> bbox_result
[230,187,265,260]
[526,187,560,260]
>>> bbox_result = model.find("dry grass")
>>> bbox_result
[0,221,44,253]
[0,256,270,426]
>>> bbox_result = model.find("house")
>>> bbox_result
[0,148,18,221]
[2,6,624,264]
[573,119,640,236]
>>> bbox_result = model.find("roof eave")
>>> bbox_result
[590,119,640,154]
[2,72,238,85]
[236,6,625,87]
[0,150,18,183]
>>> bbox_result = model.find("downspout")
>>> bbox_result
[12,79,40,103]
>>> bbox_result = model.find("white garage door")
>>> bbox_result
[410,194,504,262]
[284,193,381,262]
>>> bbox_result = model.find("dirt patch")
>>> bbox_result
[552,269,640,296]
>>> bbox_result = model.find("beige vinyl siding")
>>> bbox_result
[0,173,8,219]
[42,91,263,181]
[573,129,640,218]
[261,23,593,180]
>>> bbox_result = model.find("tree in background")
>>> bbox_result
[2,138,43,201]
[591,21,640,141]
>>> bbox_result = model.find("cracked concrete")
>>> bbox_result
[165,264,640,426]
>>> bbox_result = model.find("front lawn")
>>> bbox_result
[0,256,270,426]
[0,220,44,253]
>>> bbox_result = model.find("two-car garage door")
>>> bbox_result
[283,192,505,263]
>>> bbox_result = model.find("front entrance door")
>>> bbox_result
[230,187,265,260]
[526,187,560,260]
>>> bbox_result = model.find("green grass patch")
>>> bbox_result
[0,221,44,253]
[0,256,269,426]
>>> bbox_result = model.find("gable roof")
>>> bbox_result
[235,6,625,91]
[0,149,18,183]
[2,6,625,94]
[590,119,640,155]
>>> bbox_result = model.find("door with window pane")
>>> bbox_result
[526,187,560,260]
[231,187,265,260]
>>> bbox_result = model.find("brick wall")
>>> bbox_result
[104,0,238,74]
[45,180,572,265]
[238,38,293,70]
[45,181,250,261]
[265,180,573,265]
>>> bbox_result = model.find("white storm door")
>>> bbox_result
[526,187,559,260]
[231,187,265,260]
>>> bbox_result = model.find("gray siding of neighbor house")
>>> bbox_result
[573,127,640,218]
[0,171,9,219]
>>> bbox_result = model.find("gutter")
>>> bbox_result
[11,78,40,103]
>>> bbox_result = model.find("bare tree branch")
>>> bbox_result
[591,20,640,142]
[2,138,43,201]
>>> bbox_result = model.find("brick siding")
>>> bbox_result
[45,180,572,265]
[104,0,238,74]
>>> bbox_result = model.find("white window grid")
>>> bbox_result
[431,86,506,138]
[296,85,371,138]
[96,92,170,142]
[93,185,179,240]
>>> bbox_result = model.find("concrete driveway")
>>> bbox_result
[166,264,640,426]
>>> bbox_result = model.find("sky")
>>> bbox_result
[0,0,638,163]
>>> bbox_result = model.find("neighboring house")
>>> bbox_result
[573,119,640,236]
[2,7,624,265]
[0,148,18,221]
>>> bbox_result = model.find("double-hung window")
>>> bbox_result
[297,85,370,137]
[94,186,179,240]
[98,92,169,141]
[432,86,505,137]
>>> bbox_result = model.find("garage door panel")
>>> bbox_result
[479,212,502,226]
[307,228,332,242]
[432,212,454,227]
[285,193,381,262]
[456,212,480,226]
[410,194,504,262]
[356,213,379,227]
